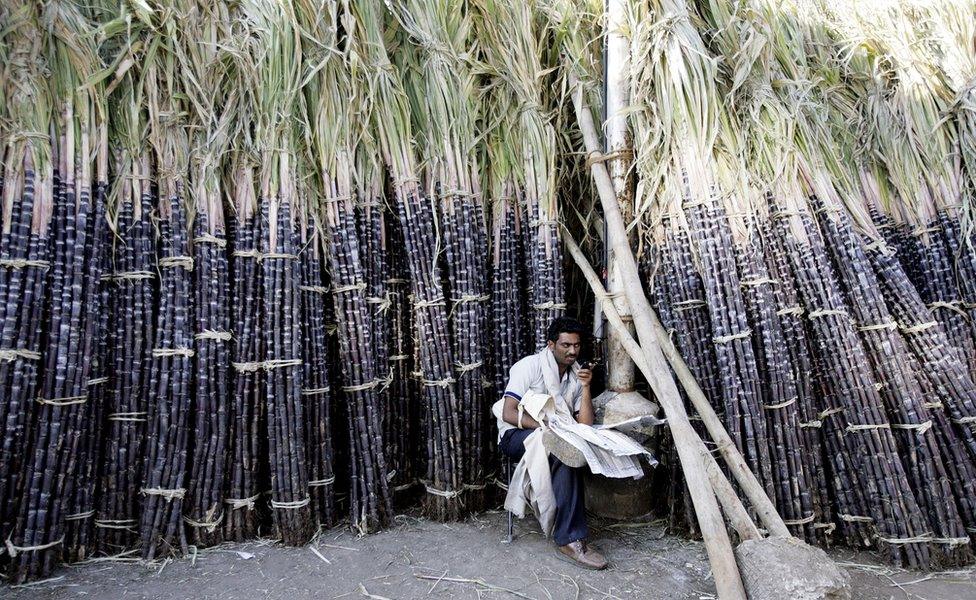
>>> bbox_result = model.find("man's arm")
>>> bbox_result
[502,395,541,429]
[575,368,594,425]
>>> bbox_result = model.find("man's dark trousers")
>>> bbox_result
[499,428,588,546]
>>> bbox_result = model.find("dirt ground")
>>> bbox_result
[6,511,976,600]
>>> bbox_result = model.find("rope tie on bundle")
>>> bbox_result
[713,329,751,344]
[845,423,890,433]
[890,420,933,435]
[414,296,446,309]
[152,347,195,358]
[923,401,944,410]
[878,533,969,546]
[341,379,380,393]
[366,294,392,312]
[94,519,137,530]
[673,299,706,311]
[857,321,898,332]
[377,369,394,391]
[740,278,779,287]
[308,476,336,488]
[194,233,227,248]
[912,226,939,236]
[863,239,892,254]
[532,301,567,311]
[763,397,797,410]
[232,249,262,260]
[324,194,353,203]
[270,496,310,510]
[838,513,873,523]
[529,218,559,228]
[231,250,298,262]
[108,411,147,422]
[102,270,155,282]
[232,358,302,373]
[798,420,822,429]
[301,386,331,396]
[454,361,483,374]
[388,354,409,362]
[87,376,108,386]
[463,482,488,491]
[386,277,408,284]
[263,252,298,261]
[819,407,844,420]
[776,306,804,317]
[36,394,88,406]
[452,294,489,304]
[900,321,938,334]
[0,258,51,270]
[927,300,967,317]
[183,513,223,532]
[584,148,632,169]
[423,483,462,499]
[0,348,41,362]
[64,510,96,522]
[771,210,800,220]
[808,308,847,319]
[225,493,261,511]
[782,513,816,526]
[423,376,456,388]
[140,487,186,501]
[195,329,232,342]
[300,285,329,294]
[952,416,976,425]
[393,480,419,492]
[3,536,63,558]
[159,255,194,271]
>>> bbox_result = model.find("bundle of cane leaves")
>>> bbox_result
[134,5,196,560]
[298,0,392,532]
[239,0,315,545]
[474,0,565,349]
[628,0,778,505]
[174,0,235,548]
[95,68,157,554]
[8,2,110,581]
[389,0,491,508]
[351,0,463,520]
[0,4,54,561]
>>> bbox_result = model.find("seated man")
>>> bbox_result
[496,316,608,570]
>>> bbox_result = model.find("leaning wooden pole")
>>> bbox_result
[570,81,746,600]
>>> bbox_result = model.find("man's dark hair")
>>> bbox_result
[546,316,587,343]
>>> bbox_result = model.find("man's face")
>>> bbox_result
[548,332,581,367]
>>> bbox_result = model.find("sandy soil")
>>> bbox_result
[6,511,975,600]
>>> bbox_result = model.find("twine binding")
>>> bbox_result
[64,510,95,521]
[301,386,331,396]
[108,411,148,422]
[713,329,752,344]
[0,258,50,270]
[808,309,847,319]
[141,487,186,501]
[0,349,41,362]
[194,233,227,248]
[764,397,797,410]
[225,493,261,511]
[159,255,194,271]
[857,321,897,332]
[900,321,937,334]
[423,483,462,499]
[36,395,87,406]
[3,536,63,558]
[333,282,367,294]
[532,301,567,311]
[271,497,310,510]
[195,330,232,342]
[423,376,456,388]
[232,358,302,373]
[300,285,329,294]
[776,306,804,317]
[783,513,816,526]
[838,514,873,523]
[308,476,336,488]
[845,423,890,433]
[183,513,223,532]
[94,519,137,530]
[153,347,195,358]
[890,420,933,434]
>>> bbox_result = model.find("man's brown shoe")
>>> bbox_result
[556,540,608,570]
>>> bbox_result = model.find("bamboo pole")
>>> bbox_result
[570,80,745,600]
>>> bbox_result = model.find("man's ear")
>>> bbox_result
[546,340,554,349]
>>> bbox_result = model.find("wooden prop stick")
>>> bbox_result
[570,81,746,600]
[564,232,760,542]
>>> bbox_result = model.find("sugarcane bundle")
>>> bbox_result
[178,1,235,548]
[6,3,109,582]
[0,4,54,561]
[389,0,492,508]
[225,161,266,541]
[299,0,393,532]
[297,220,337,526]
[352,0,463,519]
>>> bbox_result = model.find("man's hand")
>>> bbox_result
[577,367,593,389]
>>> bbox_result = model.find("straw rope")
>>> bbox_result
[308,476,336,488]
[3,536,63,558]
[776,306,804,317]
[301,386,331,396]
[87,377,108,386]
[152,347,195,358]
[857,321,898,332]
[333,282,367,294]
[0,258,50,270]
[673,299,706,311]
[195,329,232,342]
[763,397,797,410]
[101,270,155,282]
[36,395,87,406]
[819,407,845,419]
[159,255,194,270]
[341,379,380,393]
[798,420,822,429]
[300,285,329,294]
[838,514,873,523]
[94,519,137,530]
[389,354,410,362]
[193,233,227,248]
[64,510,95,521]
[927,300,967,316]
[140,487,186,500]
[891,420,933,435]
[808,308,848,319]
[712,329,752,344]
[414,296,446,309]
[232,358,302,373]
[923,401,944,410]
[0,348,41,362]
[845,423,890,433]
[532,301,568,310]
[183,513,224,531]
[108,411,147,422]
[740,278,779,287]
[271,497,310,510]
[423,483,462,499]
[900,321,938,334]
[452,294,490,304]
[782,513,816,526]
[423,376,456,388]
[225,493,261,510]
[952,416,976,425]
[454,361,483,373]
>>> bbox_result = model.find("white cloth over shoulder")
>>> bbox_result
[491,348,653,538]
